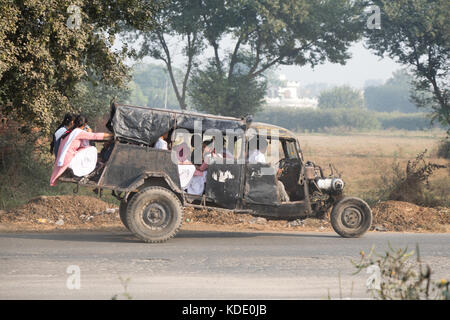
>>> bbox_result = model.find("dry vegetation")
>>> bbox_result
[298,130,449,207]
[0,130,448,233]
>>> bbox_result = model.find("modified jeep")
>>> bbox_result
[59,104,372,242]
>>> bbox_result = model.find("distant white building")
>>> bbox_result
[265,77,318,109]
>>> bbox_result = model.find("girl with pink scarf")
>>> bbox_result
[50,115,113,186]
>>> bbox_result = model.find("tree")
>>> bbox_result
[128,63,181,109]
[131,0,365,114]
[364,69,418,113]
[194,0,365,116]
[70,78,130,125]
[318,86,364,109]
[188,57,267,117]
[0,0,159,132]
[131,0,205,110]
[363,0,450,130]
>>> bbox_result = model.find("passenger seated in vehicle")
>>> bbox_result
[222,138,234,160]
[50,113,74,158]
[99,104,118,163]
[77,115,96,147]
[154,131,171,150]
[190,134,202,164]
[186,139,214,195]
[172,137,195,191]
[248,137,290,202]
[49,115,113,186]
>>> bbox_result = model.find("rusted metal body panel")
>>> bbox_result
[99,143,181,192]
[243,201,309,219]
[205,163,244,209]
[244,164,279,205]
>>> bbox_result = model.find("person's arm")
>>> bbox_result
[76,131,113,141]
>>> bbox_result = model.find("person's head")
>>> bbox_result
[74,114,88,129]
[202,139,214,152]
[248,136,258,152]
[162,128,174,141]
[61,113,74,129]
[258,138,268,153]
[191,134,202,148]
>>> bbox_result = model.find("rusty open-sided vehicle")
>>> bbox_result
[59,104,372,242]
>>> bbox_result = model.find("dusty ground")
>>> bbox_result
[0,195,448,233]
[297,131,449,204]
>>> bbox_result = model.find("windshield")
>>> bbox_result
[283,140,299,159]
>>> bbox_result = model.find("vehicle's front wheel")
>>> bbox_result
[126,186,183,243]
[330,197,372,238]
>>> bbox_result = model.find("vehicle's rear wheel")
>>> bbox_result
[330,197,372,238]
[126,187,183,243]
[119,192,136,230]
[119,201,128,229]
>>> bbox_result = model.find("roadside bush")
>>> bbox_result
[374,150,447,207]
[377,112,432,130]
[255,107,437,132]
[255,107,380,132]
[0,129,59,209]
[353,244,449,300]
[436,139,450,159]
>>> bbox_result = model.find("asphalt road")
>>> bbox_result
[0,230,449,299]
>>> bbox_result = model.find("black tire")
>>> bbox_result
[119,192,136,230]
[330,197,372,238]
[126,186,183,243]
[119,201,129,230]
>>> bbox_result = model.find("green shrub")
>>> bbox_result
[436,139,450,159]
[254,107,438,132]
[377,112,432,130]
[371,150,447,207]
[255,107,380,132]
[353,244,449,300]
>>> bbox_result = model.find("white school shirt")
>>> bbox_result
[54,126,68,141]
[248,150,266,163]
[154,137,168,150]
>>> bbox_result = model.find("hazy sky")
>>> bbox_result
[132,37,404,89]
[277,42,403,88]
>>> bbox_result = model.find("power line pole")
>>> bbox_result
[164,76,168,109]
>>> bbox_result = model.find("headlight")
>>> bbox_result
[317,178,344,192]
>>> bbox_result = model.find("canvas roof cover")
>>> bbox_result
[112,104,247,146]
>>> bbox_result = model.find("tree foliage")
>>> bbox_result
[130,0,205,110]
[0,0,159,132]
[188,57,267,117]
[363,0,450,130]
[127,63,181,109]
[255,106,434,132]
[364,69,418,113]
[318,86,364,109]
[132,0,365,114]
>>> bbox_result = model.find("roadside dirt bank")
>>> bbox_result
[0,195,448,233]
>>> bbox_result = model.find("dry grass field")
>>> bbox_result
[297,130,449,206]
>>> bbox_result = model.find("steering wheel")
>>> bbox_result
[275,158,287,171]
[275,158,286,176]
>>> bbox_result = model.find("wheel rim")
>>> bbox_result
[341,206,363,229]
[141,202,170,230]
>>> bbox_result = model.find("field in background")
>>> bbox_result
[0,129,448,212]
[297,130,449,206]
